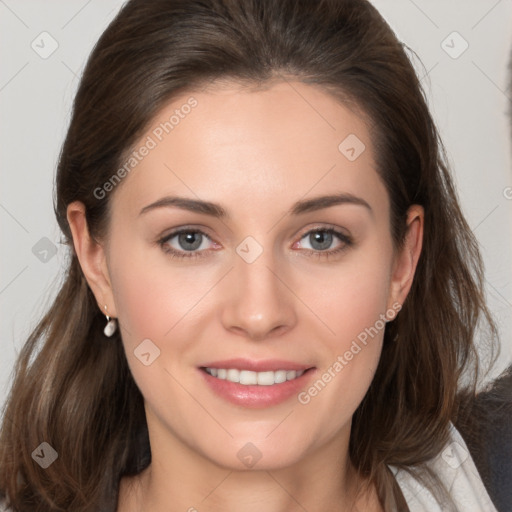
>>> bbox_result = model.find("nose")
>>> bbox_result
[220,247,297,341]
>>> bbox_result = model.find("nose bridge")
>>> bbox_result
[221,235,296,339]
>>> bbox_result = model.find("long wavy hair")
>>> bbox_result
[0,0,500,510]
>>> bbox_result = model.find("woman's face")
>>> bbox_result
[76,80,422,471]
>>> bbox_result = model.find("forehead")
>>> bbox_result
[109,80,387,222]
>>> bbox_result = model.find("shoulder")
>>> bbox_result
[388,422,499,512]
[455,366,512,512]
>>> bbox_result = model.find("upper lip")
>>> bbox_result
[200,358,314,372]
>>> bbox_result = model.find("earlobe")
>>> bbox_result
[66,201,116,317]
[388,205,424,309]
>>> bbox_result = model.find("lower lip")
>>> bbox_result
[199,368,316,408]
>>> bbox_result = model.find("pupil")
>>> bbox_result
[312,231,331,250]
[179,232,201,250]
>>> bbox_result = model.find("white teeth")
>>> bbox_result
[273,370,288,384]
[239,370,257,385]
[226,368,240,382]
[257,371,277,385]
[204,367,305,385]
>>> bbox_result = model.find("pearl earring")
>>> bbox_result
[103,305,117,337]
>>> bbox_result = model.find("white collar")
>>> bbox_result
[388,422,498,511]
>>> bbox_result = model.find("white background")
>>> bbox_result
[1,0,512,413]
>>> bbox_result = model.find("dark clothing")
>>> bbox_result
[455,365,512,512]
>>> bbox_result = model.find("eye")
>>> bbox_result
[158,228,216,259]
[158,226,353,261]
[294,228,353,259]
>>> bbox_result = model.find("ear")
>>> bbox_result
[386,204,424,310]
[67,201,117,318]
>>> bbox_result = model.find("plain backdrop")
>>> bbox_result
[1,0,512,413]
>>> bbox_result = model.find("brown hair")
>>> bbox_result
[0,0,500,510]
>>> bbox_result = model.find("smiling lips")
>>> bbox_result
[199,358,316,408]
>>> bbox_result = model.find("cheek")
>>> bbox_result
[108,233,211,342]
[304,242,393,346]
[107,241,203,409]
[297,243,392,414]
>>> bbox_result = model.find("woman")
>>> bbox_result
[0,0,503,510]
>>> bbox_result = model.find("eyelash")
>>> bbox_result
[158,226,353,261]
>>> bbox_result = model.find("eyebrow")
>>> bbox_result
[138,192,373,219]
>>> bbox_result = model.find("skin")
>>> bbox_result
[67,80,423,512]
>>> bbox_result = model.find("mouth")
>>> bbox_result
[198,359,316,408]
[200,367,310,385]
